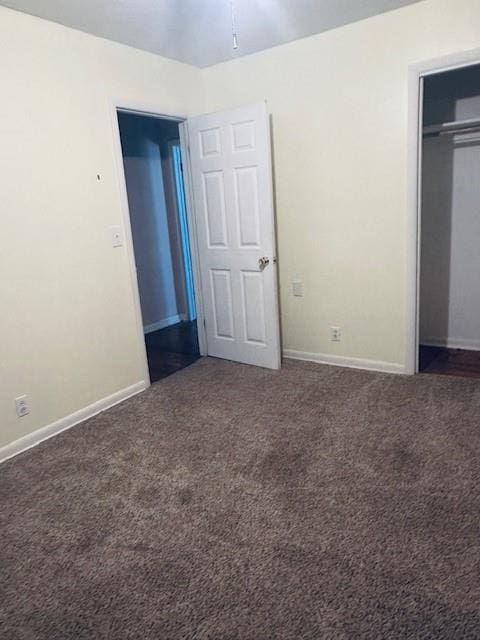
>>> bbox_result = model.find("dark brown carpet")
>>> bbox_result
[2,358,480,639]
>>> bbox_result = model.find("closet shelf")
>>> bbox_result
[423,117,480,137]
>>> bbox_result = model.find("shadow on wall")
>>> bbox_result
[268,113,284,349]
[419,134,453,346]
[420,135,480,350]
[118,113,188,331]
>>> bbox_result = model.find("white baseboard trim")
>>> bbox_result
[0,380,147,465]
[143,314,187,334]
[421,337,480,352]
[283,349,406,375]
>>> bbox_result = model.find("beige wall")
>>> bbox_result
[0,7,203,449]
[202,0,480,369]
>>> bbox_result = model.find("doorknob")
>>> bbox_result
[258,256,270,271]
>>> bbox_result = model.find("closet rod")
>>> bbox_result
[423,117,480,137]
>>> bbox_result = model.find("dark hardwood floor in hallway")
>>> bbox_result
[144,320,200,383]
[419,345,480,379]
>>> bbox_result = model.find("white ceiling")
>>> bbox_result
[0,0,423,68]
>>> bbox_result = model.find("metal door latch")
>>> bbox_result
[258,256,270,270]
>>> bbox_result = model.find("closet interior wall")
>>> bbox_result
[420,65,480,357]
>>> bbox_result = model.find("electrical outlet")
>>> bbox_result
[15,395,30,418]
[292,280,304,297]
[330,326,341,342]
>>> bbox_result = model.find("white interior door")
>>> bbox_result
[184,102,281,369]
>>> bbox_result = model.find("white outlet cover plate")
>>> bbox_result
[292,280,304,297]
[15,395,30,417]
[330,327,341,342]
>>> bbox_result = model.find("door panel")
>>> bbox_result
[186,102,280,369]
[202,171,228,247]
[210,269,235,340]
[241,270,266,344]
[235,166,261,247]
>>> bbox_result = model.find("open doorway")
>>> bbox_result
[418,63,480,378]
[115,101,281,375]
[117,111,200,382]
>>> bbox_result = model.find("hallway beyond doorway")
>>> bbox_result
[145,321,200,382]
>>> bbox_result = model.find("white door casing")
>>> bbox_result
[185,102,281,369]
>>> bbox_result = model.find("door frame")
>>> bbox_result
[406,47,480,375]
[109,99,208,387]
[167,138,197,322]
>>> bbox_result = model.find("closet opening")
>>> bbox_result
[418,63,480,378]
[117,111,200,383]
